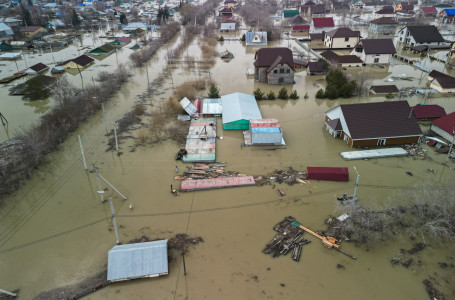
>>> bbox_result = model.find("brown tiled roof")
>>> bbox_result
[405,25,444,43]
[412,105,446,119]
[434,76,455,89]
[73,55,94,67]
[254,48,293,68]
[370,85,399,94]
[310,33,324,40]
[321,50,362,64]
[356,39,396,54]
[340,101,422,140]
[369,17,398,24]
[325,27,360,38]
[311,4,325,15]
[375,6,394,14]
[308,61,324,72]
[29,62,48,72]
[398,2,414,10]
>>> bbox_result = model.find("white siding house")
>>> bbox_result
[351,39,396,64]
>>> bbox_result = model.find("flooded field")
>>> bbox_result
[1,24,455,300]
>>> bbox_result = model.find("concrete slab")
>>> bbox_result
[340,148,408,160]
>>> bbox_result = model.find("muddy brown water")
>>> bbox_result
[1,28,455,300]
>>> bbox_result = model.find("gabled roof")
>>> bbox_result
[91,44,115,53]
[432,112,455,137]
[292,25,310,31]
[369,17,398,24]
[254,47,293,68]
[321,50,363,64]
[403,25,444,43]
[21,26,45,32]
[325,27,360,38]
[312,17,334,28]
[326,118,342,131]
[428,69,452,80]
[310,33,324,40]
[443,8,455,16]
[397,2,414,10]
[336,101,422,140]
[290,15,309,25]
[58,54,94,67]
[245,31,267,46]
[434,76,455,89]
[420,7,437,13]
[355,39,396,54]
[311,4,325,14]
[308,61,324,72]
[221,92,262,124]
[370,85,399,94]
[412,105,446,119]
[375,6,394,14]
[29,62,48,72]
[0,23,13,35]
[266,55,295,73]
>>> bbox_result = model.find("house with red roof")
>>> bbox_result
[325,101,422,147]
[431,112,455,143]
[323,27,360,48]
[312,17,335,33]
[419,7,437,18]
[412,105,446,120]
[292,25,310,37]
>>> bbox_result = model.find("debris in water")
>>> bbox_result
[422,279,446,300]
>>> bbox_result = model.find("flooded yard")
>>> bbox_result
[0,24,455,300]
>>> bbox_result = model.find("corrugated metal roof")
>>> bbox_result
[107,240,168,282]
[220,23,236,30]
[180,97,198,117]
[202,98,222,115]
[221,93,262,124]
[252,128,281,133]
[246,32,268,46]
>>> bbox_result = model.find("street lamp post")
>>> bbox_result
[353,166,360,200]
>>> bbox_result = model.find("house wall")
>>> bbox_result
[398,27,442,46]
[267,64,294,84]
[292,30,309,36]
[351,136,419,147]
[340,62,362,67]
[255,67,267,82]
[363,53,392,64]
[223,119,249,130]
[251,131,283,145]
[324,36,359,48]
[369,23,397,35]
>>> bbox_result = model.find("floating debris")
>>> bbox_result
[262,216,311,261]
[402,144,426,159]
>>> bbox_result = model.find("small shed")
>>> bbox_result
[202,98,222,117]
[107,240,168,282]
[412,104,446,120]
[307,62,324,75]
[249,119,284,145]
[307,167,349,182]
[221,92,262,130]
[180,97,198,117]
[370,85,399,94]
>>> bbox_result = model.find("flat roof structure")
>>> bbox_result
[183,118,216,163]
[107,240,168,283]
[181,176,256,191]
[340,148,408,160]
[202,98,222,116]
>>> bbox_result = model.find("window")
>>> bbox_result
[280,69,284,73]
[377,139,386,146]
[345,37,349,41]
[374,58,379,63]
[279,77,284,83]
[400,37,402,41]
[286,69,290,73]
[274,70,277,73]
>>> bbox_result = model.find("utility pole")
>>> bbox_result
[98,173,127,200]
[0,288,16,297]
[102,103,109,136]
[351,166,360,217]
[109,197,120,244]
[78,135,88,170]
[93,163,104,202]
[113,122,119,151]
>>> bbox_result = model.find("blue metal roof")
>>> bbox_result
[251,128,281,133]
[245,32,268,46]
[444,8,455,15]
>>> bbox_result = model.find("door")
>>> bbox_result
[279,77,284,84]
[374,57,379,63]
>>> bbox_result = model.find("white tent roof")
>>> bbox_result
[221,92,262,124]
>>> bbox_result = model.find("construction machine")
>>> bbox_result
[291,220,356,260]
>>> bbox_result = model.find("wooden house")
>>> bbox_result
[325,101,422,147]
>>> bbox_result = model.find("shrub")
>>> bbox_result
[278,87,288,100]
[253,88,265,100]
[267,90,276,100]
[386,93,395,99]
[241,33,245,41]
[134,103,145,116]
[304,92,309,99]
[315,89,325,99]
[289,90,299,100]
[218,35,224,42]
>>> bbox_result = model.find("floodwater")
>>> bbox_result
[0,24,455,300]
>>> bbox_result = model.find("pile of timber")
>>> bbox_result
[177,163,241,180]
[262,216,311,262]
